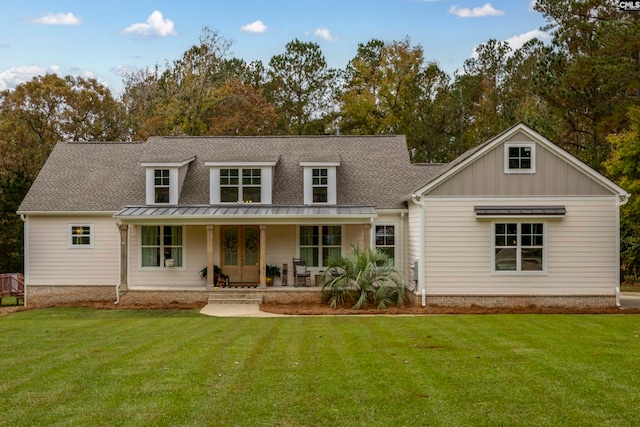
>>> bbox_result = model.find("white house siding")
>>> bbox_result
[128,225,207,288]
[422,197,618,296]
[27,215,120,286]
[407,204,422,285]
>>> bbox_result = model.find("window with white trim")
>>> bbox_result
[493,222,544,273]
[141,225,183,268]
[299,225,342,267]
[220,168,261,203]
[312,168,328,203]
[301,162,338,205]
[374,225,396,265]
[154,169,170,203]
[69,225,92,247]
[504,143,535,174]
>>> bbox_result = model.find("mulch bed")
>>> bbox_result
[3,299,640,316]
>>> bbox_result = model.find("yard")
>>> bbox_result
[1,308,639,426]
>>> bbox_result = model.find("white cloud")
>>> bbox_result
[314,27,338,42]
[240,20,267,33]
[31,12,81,26]
[504,29,551,50]
[122,10,176,38]
[470,29,551,60]
[0,65,60,91]
[449,3,505,18]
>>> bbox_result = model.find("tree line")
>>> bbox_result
[1,0,640,279]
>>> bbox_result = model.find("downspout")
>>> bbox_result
[616,194,630,309]
[20,214,27,307]
[411,194,427,307]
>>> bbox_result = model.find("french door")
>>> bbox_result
[220,226,260,283]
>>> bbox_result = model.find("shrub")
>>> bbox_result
[323,246,405,309]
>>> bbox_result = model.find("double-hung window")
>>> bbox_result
[299,225,342,267]
[141,225,183,268]
[312,169,328,203]
[374,225,396,265]
[220,168,261,203]
[493,222,544,273]
[69,225,92,247]
[154,169,170,203]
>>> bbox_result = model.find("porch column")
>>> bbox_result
[206,225,215,290]
[259,225,267,286]
[118,224,129,291]
[363,223,371,251]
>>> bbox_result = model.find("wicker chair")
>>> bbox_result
[292,258,311,287]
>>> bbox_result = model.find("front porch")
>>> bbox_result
[117,285,325,306]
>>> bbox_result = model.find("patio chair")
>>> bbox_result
[292,258,311,287]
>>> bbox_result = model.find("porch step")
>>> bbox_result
[208,290,263,305]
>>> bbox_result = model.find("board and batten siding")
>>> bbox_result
[422,198,618,295]
[27,215,120,285]
[426,131,612,197]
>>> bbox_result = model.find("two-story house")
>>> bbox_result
[17,124,629,308]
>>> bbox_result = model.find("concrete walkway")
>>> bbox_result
[200,304,284,317]
[621,292,640,309]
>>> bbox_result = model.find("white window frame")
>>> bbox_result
[373,224,397,267]
[491,221,546,275]
[504,143,536,174]
[301,162,339,205]
[139,225,185,269]
[219,168,262,203]
[207,162,276,205]
[69,224,93,248]
[154,169,170,204]
[298,225,343,268]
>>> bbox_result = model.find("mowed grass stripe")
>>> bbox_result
[1,309,639,426]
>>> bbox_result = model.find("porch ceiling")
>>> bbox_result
[114,204,377,225]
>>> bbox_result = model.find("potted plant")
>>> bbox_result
[266,264,281,286]
[199,265,228,287]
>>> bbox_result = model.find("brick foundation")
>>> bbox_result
[27,285,118,307]
[414,294,616,309]
[26,285,615,309]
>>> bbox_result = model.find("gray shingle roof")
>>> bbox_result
[19,135,444,213]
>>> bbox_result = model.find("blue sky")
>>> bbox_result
[0,1,549,94]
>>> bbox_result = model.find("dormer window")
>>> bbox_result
[220,168,262,203]
[505,143,535,174]
[206,157,278,205]
[154,169,170,203]
[312,168,328,203]
[301,158,340,205]
[142,156,196,206]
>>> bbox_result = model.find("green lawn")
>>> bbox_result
[1,309,639,426]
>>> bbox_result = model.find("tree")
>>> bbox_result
[0,73,128,179]
[323,246,405,309]
[0,171,30,272]
[605,106,640,281]
[208,79,278,135]
[533,0,640,170]
[122,27,236,138]
[265,39,339,134]
[341,37,453,162]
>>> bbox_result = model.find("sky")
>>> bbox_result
[0,1,550,95]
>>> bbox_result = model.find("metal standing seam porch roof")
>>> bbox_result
[114,205,377,224]
[474,206,567,217]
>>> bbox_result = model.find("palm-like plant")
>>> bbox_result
[323,246,405,309]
